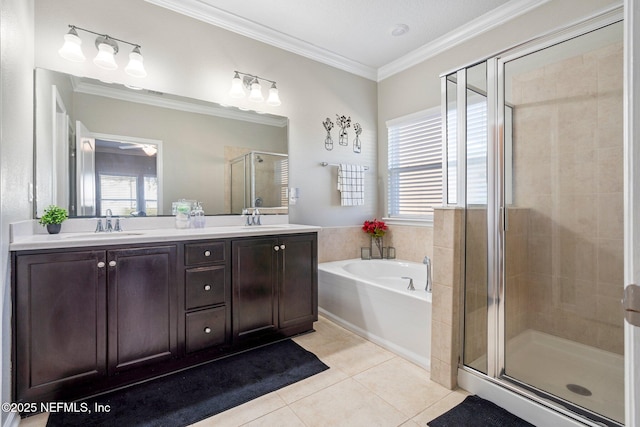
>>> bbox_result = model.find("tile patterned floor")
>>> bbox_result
[19,316,469,427]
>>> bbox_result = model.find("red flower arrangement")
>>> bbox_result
[362,219,387,238]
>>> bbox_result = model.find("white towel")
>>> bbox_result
[337,164,365,206]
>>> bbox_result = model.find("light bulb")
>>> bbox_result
[266,83,281,106]
[93,42,118,70]
[125,47,147,78]
[229,72,245,98]
[58,29,86,62]
[248,79,263,102]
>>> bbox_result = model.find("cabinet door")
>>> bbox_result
[279,234,318,329]
[107,245,177,373]
[232,237,279,340]
[15,250,107,402]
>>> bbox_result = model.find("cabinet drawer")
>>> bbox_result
[185,266,226,310]
[185,241,226,265]
[186,307,227,353]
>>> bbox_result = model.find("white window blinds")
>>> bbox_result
[387,108,442,219]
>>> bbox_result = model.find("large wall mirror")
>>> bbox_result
[34,68,289,218]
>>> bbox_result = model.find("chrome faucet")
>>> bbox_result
[105,209,113,232]
[252,208,261,226]
[95,209,123,232]
[423,256,432,292]
[402,276,415,291]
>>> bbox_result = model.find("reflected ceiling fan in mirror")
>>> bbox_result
[118,142,157,156]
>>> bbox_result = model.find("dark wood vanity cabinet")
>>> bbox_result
[13,245,177,403]
[107,246,177,373]
[232,233,318,342]
[14,250,107,402]
[182,240,231,354]
[12,231,316,405]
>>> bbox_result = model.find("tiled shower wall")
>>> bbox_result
[509,41,624,354]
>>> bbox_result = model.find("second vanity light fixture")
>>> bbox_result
[229,71,281,106]
[58,25,147,78]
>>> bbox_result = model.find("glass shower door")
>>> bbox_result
[501,22,624,425]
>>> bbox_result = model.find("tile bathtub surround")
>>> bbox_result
[20,316,470,427]
[318,224,433,263]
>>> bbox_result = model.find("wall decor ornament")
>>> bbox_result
[336,115,351,146]
[323,118,334,150]
[353,123,362,153]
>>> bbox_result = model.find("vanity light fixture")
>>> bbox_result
[229,71,281,106]
[58,25,147,78]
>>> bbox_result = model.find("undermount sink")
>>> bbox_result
[61,232,144,239]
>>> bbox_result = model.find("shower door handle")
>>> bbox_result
[623,284,640,327]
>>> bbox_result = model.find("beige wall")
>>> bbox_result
[508,41,624,354]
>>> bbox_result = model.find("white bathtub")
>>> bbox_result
[318,259,431,369]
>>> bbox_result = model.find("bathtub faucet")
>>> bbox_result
[402,276,415,291]
[423,256,432,293]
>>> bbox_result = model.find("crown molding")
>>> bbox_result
[71,77,288,127]
[144,0,378,80]
[377,0,550,81]
[146,0,549,82]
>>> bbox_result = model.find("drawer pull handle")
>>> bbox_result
[280,244,286,250]
[274,246,280,251]
[108,260,117,267]
[97,261,106,268]
[204,327,211,334]
[204,284,211,291]
[204,250,211,257]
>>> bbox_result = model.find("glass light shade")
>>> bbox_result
[248,80,264,102]
[229,74,245,98]
[266,84,281,106]
[58,33,86,62]
[125,50,147,78]
[93,43,118,70]
[142,145,157,156]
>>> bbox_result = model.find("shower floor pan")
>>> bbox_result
[504,329,624,424]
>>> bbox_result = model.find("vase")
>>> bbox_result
[339,129,348,146]
[370,236,383,259]
[46,224,61,234]
[325,132,333,150]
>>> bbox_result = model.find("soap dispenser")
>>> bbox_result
[192,203,206,229]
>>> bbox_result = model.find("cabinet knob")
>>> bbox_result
[204,250,211,257]
[204,284,211,291]
[204,327,211,334]
[274,246,280,251]
[97,261,105,268]
[108,260,117,267]
[280,244,286,250]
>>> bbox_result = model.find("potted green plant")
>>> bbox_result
[39,205,68,234]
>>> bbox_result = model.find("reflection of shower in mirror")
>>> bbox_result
[230,151,288,214]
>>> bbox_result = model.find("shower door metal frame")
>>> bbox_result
[455,7,626,427]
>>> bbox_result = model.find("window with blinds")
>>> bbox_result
[387,107,442,220]
[99,174,138,216]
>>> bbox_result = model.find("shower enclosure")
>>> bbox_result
[445,13,624,427]
[229,151,288,214]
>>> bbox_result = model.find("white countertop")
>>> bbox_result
[10,217,321,251]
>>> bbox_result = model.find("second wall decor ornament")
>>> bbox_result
[336,115,351,146]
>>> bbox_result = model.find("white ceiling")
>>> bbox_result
[145,0,549,80]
